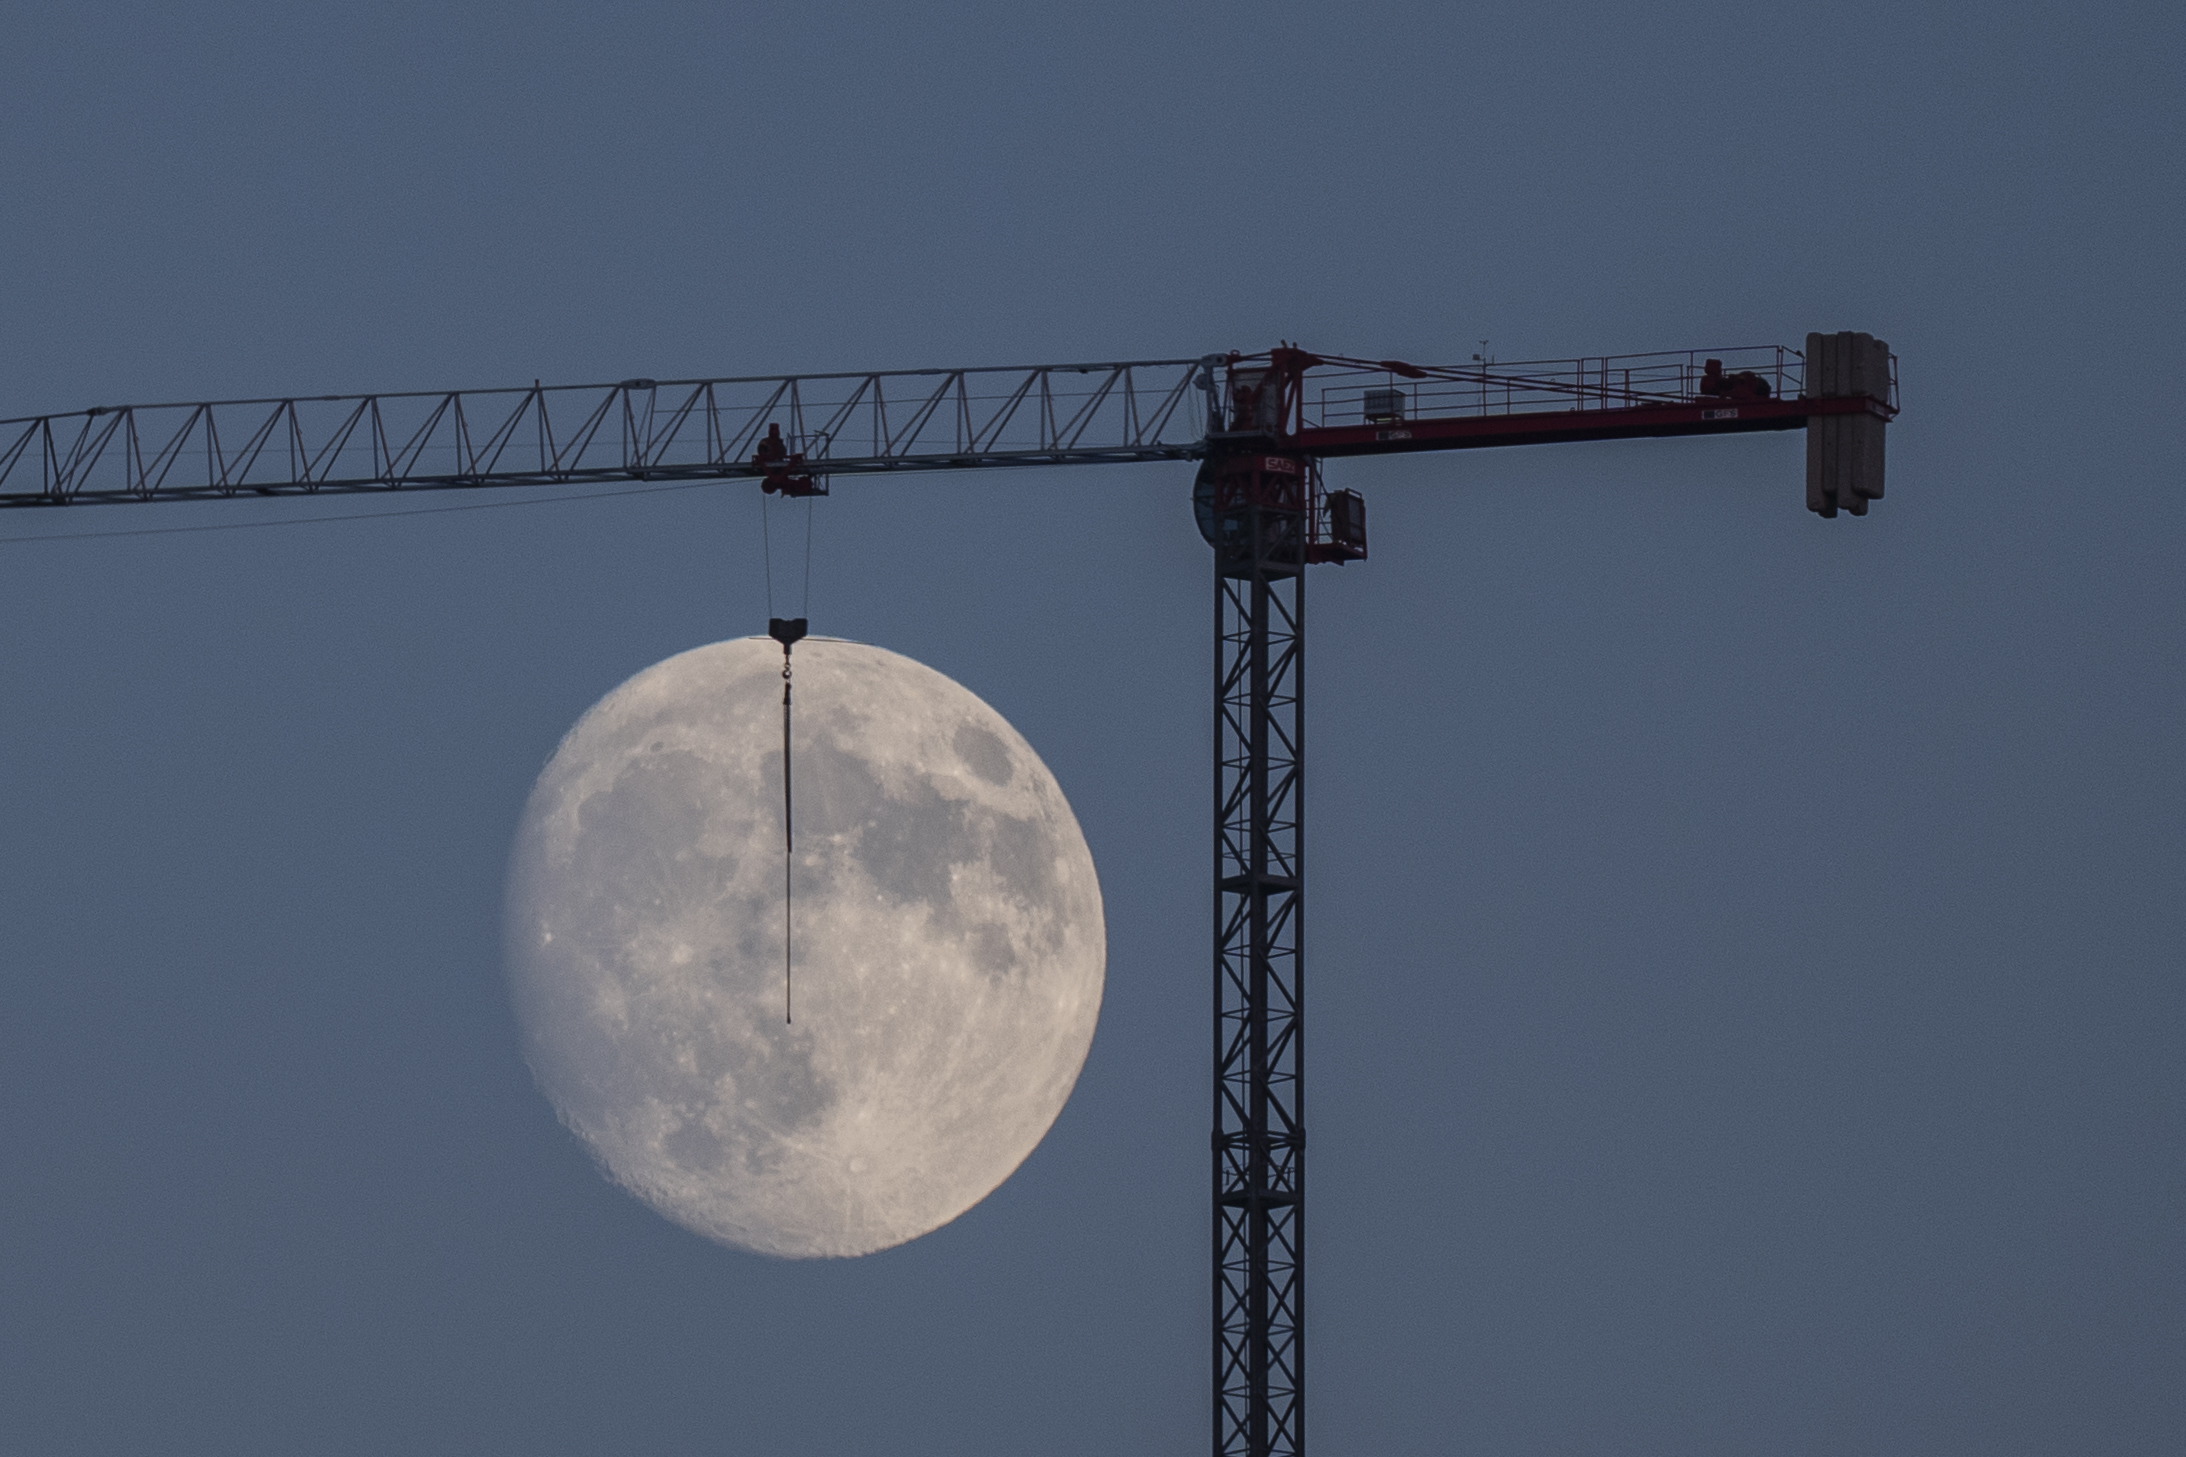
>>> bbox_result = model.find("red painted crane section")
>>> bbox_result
[1301,391,1867,455]
[1210,335,1897,523]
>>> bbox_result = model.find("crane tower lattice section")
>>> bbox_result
[1210,448,1310,1457]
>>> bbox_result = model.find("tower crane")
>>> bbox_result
[0,331,1899,1457]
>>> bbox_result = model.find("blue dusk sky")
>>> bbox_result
[2,4,2179,1455]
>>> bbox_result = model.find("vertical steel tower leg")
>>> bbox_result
[1212,454,1307,1457]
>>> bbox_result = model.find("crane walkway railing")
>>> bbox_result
[1299,345,1849,430]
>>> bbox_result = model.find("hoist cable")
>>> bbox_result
[801,494,815,620]
[760,491,776,618]
[782,644,794,1024]
[766,615,807,1024]
[758,454,814,1024]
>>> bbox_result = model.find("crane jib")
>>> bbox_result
[0,339,1893,524]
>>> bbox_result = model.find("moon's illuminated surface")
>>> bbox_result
[504,638,1105,1258]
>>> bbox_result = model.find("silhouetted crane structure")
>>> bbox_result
[1,332,1898,1457]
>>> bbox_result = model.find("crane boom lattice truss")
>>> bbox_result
[0,359,1211,505]
[4,335,1896,1457]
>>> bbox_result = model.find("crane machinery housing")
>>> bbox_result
[1,331,1899,1457]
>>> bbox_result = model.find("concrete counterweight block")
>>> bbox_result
[1804,330,1892,517]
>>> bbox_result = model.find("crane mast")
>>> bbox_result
[3,334,1897,1457]
[1207,440,1312,1457]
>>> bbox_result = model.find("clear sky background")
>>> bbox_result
[2,4,2180,1454]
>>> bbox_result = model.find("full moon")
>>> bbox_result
[504,638,1105,1258]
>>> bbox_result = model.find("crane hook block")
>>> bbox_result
[768,617,808,649]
